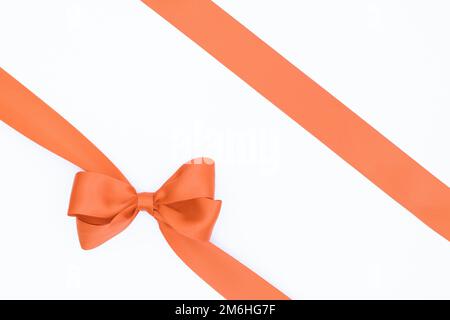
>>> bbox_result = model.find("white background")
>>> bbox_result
[0,0,449,299]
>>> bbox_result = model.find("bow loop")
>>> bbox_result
[67,158,221,249]
[157,198,222,241]
[68,172,137,222]
[155,157,216,204]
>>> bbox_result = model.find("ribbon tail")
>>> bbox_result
[0,67,127,182]
[159,223,289,300]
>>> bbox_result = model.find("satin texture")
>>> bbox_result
[0,67,289,300]
[141,0,450,240]
[68,160,222,249]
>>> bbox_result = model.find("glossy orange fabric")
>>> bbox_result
[142,0,450,240]
[0,67,289,300]
[68,161,222,249]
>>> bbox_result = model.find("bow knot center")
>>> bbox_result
[137,192,155,213]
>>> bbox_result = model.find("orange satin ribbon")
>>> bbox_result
[68,162,222,250]
[0,67,289,300]
[141,0,450,240]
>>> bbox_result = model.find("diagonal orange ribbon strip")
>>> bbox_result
[141,0,450,240]
[0,67,289,299]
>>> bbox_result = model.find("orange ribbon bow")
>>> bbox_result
[68,159,221,249]
[0,67,289,300]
